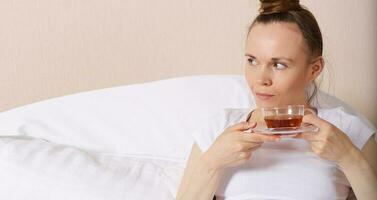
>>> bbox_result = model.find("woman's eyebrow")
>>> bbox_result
[245,54,294,63]
[271,57,294,62]
[244,53,256,58]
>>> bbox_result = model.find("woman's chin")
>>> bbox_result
[255,101,275,108]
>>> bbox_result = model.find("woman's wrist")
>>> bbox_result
[336,144,377,200]
[177,154,224,200]
[338,145,363,170]
[199,153,222,173]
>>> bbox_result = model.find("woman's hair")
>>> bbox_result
[248,0,323,105]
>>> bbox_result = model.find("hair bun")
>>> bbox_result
[259,0,302,15]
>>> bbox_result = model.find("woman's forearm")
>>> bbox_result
[339,148,377,200]
[177,156,223,200]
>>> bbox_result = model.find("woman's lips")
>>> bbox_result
[255,92,275,101]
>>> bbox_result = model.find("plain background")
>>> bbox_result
[1,0,376,126]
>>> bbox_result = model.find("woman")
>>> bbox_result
[176,0,377,200]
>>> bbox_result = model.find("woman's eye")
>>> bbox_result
[247,58,258,66]
[274,63,287,70]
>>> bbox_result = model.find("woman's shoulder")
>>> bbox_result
[318,106,376,149]
[318,106,375,129]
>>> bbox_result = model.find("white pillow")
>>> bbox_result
[0,136,179,200]
[0,75,254,161]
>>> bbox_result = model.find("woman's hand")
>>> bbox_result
[295,114,358,166]
[202,121,280,171]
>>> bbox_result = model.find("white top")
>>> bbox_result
[191,107,376,200]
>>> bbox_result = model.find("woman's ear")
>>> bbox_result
[307,56,324,82]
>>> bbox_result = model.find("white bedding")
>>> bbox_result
[0,75,253,199]
[0,136,185,199]
[0,75,359,199]
[0,75,253,161]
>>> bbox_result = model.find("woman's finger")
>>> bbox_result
[225,121,257,132]
[302,114,327,128]
[236,151,252,160]
[240,142,262,151]
[246,143,262,151]
[296,131,332,144]
[231,141,262,152]
[242,133,280,143]
[294,132,320,141]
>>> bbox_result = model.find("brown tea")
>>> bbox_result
[264,114,303,129]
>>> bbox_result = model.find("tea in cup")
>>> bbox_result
[261,105,315,130]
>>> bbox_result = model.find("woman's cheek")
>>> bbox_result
[245,69,255,91]
[274,74,305,99]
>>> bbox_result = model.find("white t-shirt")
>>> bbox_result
[190,107,376,200]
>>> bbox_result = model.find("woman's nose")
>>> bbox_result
[256,69,272,86]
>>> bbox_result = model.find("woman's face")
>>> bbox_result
[245,22,321,108]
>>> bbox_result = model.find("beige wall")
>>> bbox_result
[1,0,376,126]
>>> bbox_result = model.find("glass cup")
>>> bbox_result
[260,105,316,130]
